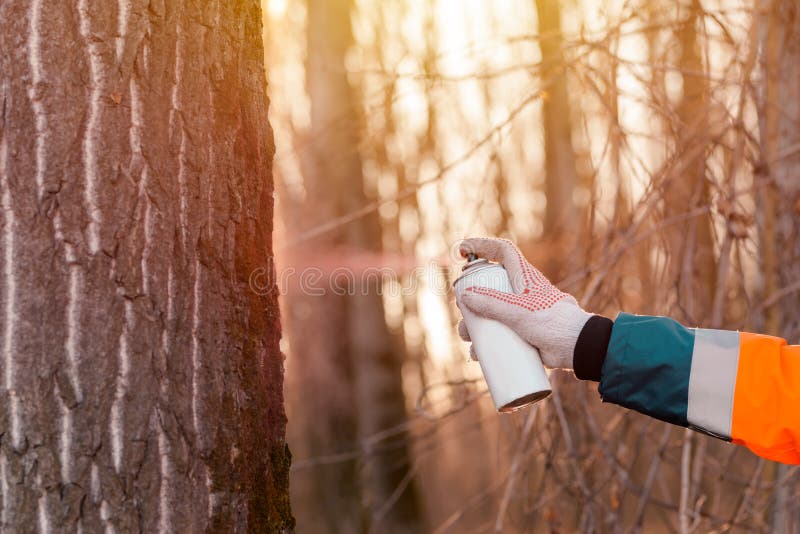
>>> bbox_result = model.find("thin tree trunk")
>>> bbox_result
[535,0,578,279]
[664,0,716,324]
[289,0,422,531]
[665,8,717,531]
[759,2,800,532]
[0,1,292,531]
[283,4,362,528]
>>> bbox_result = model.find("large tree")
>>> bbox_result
[0,1,292,531]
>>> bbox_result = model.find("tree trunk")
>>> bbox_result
[284,0,421,531]
[759,2,800,532]
[663,0,716,324]
[760,0,800,340]
[535,0,579,279]
[0,1,292,531]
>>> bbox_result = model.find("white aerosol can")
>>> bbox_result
[454,255,551,412]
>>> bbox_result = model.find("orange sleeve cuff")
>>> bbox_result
[731,332,800,465]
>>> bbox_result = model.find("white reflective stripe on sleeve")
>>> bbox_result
[687,328,740,439]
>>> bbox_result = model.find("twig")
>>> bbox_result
[756,279,800,311]
[494,407,538,533]
[679,429,693,534]
[629,425,673,534]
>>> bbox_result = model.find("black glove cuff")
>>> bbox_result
[573,315,614,382]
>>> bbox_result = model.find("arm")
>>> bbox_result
[575,312,800,465]
[457,238,800,465]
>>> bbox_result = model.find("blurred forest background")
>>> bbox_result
[261,0,800,532]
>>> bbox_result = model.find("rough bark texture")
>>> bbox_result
[0,1,292,531]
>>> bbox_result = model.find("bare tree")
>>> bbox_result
[266,1,800,531]
[758,1,800,531]
[284,0,422,531]
[535,0,579,278]
[0,1,292,531]
[663,0,717,323]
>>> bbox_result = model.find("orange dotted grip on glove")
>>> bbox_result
[466,284,569,313]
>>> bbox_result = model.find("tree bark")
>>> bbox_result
[0,1,292,531]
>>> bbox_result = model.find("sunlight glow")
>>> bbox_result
[267,0,287,17]
[266,0,759,422]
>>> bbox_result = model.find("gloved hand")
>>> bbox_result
[456,237,592,370]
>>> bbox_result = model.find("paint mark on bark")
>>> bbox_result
[178,133,188,248]
[1,123,22,451]
[170,17,189,248]
[191,259,202,441]
[27,0,46,198]
[52,219,78,501]
[157,267,175,533]
[166,265,175,329]
[90,463,100,504]
[141,167,153,293]
[100,500,114,533]
[111,301,133,473]
[205,466,214,519]
[161,265,175,377]
[142,17,151,75]
[160,265,175,392]
[157,421,172,533]
[78,0,103,254]
[55,213,85,405]
[36,474,51,534]
[52,208,80,487]
[116,0,130,62]
[0,449,9,527]
[56,385,73,483]
[129,76,143,160]
[65,265,83,394]
[130,76,152,295]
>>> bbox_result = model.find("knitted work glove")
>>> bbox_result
[456,237,592,370]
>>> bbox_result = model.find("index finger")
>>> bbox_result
[458,237,527,293]
[459,237,511,262]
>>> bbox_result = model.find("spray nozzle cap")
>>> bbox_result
[461,253,488,272]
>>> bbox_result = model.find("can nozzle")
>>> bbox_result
[461,252,486,272]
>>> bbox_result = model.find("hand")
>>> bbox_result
[456,238,592,370]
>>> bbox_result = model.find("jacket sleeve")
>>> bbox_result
[572,313,800,465]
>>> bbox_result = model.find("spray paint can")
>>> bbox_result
[453,255,551,412]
